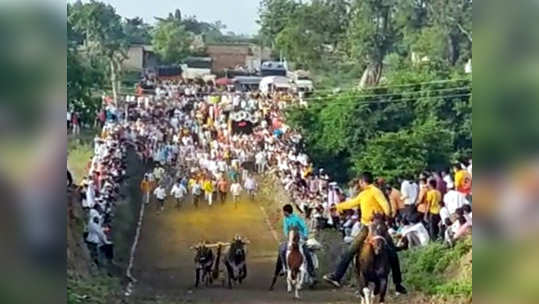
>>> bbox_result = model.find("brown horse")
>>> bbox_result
[286,227,305,299]
[355,215,391,304]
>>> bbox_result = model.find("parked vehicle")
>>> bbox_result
[260,61,287,77]
[233,76,263,92]
[259,76,291,94]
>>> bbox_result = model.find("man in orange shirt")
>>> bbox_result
[140,174,154,205]
[217,177,229,204]
[415,177,429,221]
[385,184,404,218]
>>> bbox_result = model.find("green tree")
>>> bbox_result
[345,0,400,87]
[67,49,105,125]
[272,0,351,68]
[123,17,152,44]
[258,0,299,47]
[353,117,453,182]
[151,19,192,64]
[68,0,128,104]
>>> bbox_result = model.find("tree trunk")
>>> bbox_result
[359,62,382,88]
[110,59,118,105]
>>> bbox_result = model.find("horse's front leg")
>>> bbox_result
[297,266,305,291]
[378,277,388,304]
[286,272,293,293]
[363,286,372,304]
[355,271,369,304]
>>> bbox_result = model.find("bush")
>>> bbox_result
[400,237,472,300]
[67,273,121,304]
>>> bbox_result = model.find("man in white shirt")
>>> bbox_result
[255,150,267,174]
[442,171,454,189]
[153,184,167,211]
[84,181,96,209]
[86,215,111,266]
[344,215,362,243]
[153,165,165,183]
[398,220,430,248]
[400,179,418,206]
[170,180,187,208]
[230,181,242,207]
[400,178,419,221]
[191,181,202,208]
[443,189,470,215]
[244,175,257,199]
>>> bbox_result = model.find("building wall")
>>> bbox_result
[124,46,144,71]
[206,44,250,72]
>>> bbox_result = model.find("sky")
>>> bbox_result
[94,0,261,35]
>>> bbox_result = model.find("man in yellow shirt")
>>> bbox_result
[202,177,215,206]
[424,179,442,240]
[323,172,407,294]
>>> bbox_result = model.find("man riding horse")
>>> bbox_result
[278,204,315,281]
[323,172,407,295]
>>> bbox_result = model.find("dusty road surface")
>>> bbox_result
[130,195,357,304]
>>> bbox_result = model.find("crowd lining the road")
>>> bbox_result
[70,76,472,283]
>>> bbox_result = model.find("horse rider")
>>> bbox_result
[323,172,407,295]
[279,204,316,279]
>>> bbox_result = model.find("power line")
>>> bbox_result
[297,93,472,106]
[303,86,471,101]
[310,78,471,94]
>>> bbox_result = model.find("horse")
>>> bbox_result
[192,243,215,288]
[355,214,391,304]
[269,231,321,295]
[286,227,306,299]
[223,235,249,289]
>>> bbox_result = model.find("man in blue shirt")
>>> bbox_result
[278,204,315,278]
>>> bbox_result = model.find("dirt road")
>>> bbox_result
[130,195,357,304]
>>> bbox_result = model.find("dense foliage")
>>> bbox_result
[259,0,472,183]
[400,237,472,299]
[259,0,472,81]
[151,19,192,64]
[287,74,471,183]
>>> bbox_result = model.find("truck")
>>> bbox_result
[181,57,213,80]
[289,70,314,93]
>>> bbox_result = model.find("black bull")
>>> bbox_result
[194,245,214,288]
[224,239,247,289]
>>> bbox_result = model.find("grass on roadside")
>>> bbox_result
[400,236,472,300]
[68,142,93,185]
[67,272,122,304]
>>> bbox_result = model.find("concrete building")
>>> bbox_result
[123,44,158,71]
[206,43,272,72]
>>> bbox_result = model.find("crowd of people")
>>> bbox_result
[71,74,472,289]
